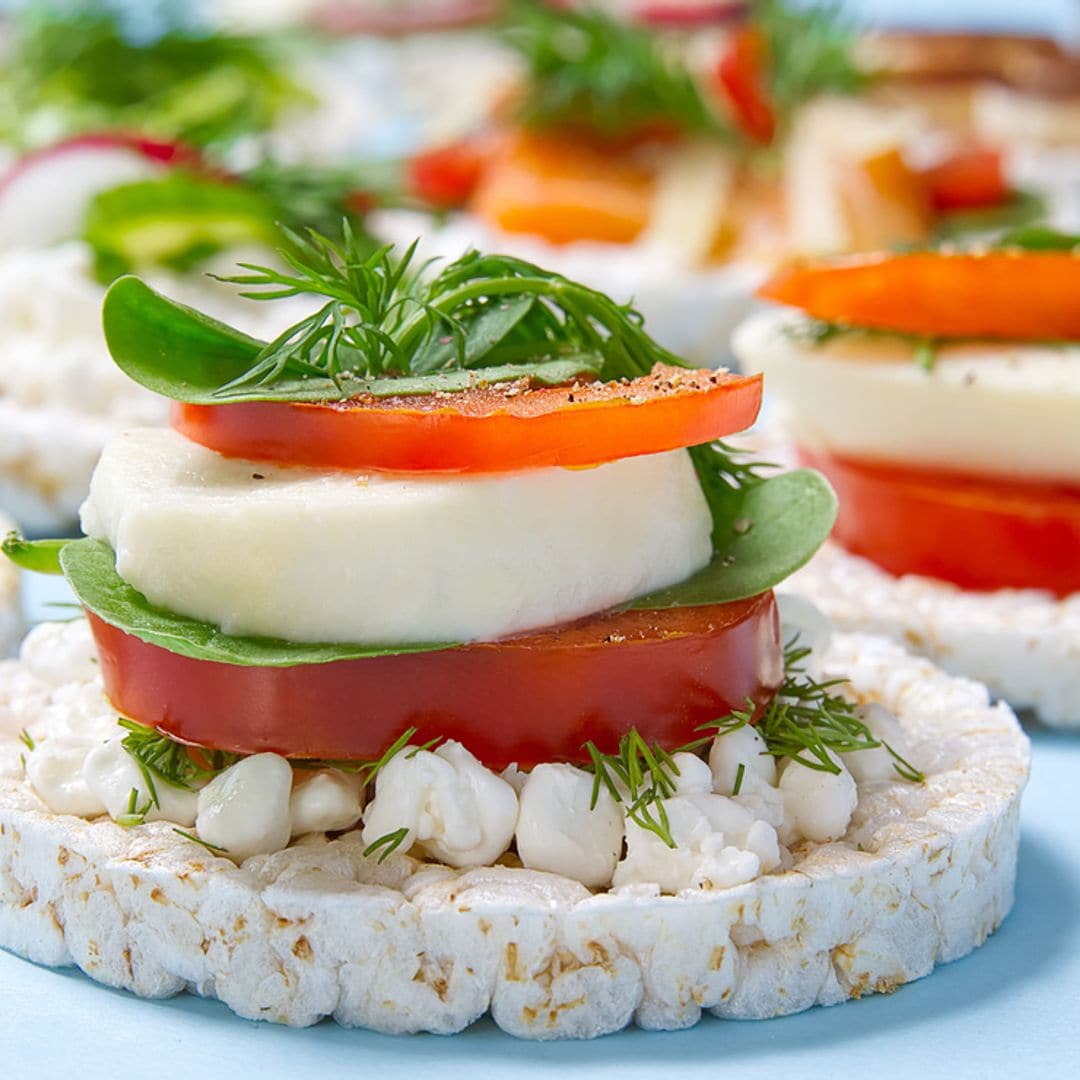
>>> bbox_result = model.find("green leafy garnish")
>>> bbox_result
[756,0,866,127]
[172,828,229,854]
[0,2,309,148]
[18,729,36,752]
[119,717,238,791]
[696,639,924,782]
[83,172,280,282]
[102,231,683,403]
[2,532,65,574]
[584,730,684,848]
[629,447,837,609]
[115,787,154,829]
[934,190,1047,241]
[363,827,411,863]
[582,635,922,848]
[995,225,1080,252]
[504,0,729,138]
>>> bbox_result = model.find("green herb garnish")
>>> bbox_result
[0,2,309,148]
[756,0,866,127]
[119,717,238,791]
[504,0,728,138]
[363,827,411,863]
[697,639,924,782]
[115,787,153,828]
[172,828,230,854]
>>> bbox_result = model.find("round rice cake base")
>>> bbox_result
[0,513,20,657]
[786,544,1080,730]
[0,629,1028,1039]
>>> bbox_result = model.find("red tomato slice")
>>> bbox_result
[408,139,491,209]
[171,365,763,473]
[712,27,775,145]
[921,147,1009,212]
[87,593,782,769]
[759,250,1080,340]
[800,448,1080,596]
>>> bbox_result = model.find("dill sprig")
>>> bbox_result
[215,228,684,398]
[504,0,729,138]
[363,827,411,863]
[115,787,153,829]
[583,730,685,848]
[18,729,36,752]
[173,828,230,854]
[699,640,924,782]
[119,718,238,793]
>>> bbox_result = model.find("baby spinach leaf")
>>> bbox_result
[628,468,837,609]
[1,533,66,574]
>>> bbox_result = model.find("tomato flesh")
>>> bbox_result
[921,147,1008,212]
[87,593,781,770]
[713,28,776,145]
[408,139,490,209]
[800,447,1080,596]
[171,366,763,473]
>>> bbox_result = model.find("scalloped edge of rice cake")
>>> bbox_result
[0,629,1028,1039]
[784,544,1080,730]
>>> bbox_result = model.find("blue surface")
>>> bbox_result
[4,577,1080,1078]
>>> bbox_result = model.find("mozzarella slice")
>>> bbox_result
[734,310,1080,484]
[81,428,712,645]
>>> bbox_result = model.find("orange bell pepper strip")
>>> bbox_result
[469,129,655,246]
[759,249,1080,340]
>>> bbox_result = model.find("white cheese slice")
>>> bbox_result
[733,309,1080,484]
[81,428,713,645]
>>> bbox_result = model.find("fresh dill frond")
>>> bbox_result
[18,729,36,752]
[115,787,153,828]
[699,639,925,782]
[583,730,684,848]
[173,828,230,854]
[504,0,729,138]
[118,717,238,792]
[214,230,685,398]
[363,827,411,863]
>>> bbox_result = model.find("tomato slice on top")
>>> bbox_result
[759,249,1080,340]
[171,363,763,473]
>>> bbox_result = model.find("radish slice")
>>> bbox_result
[0,133,203,250]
